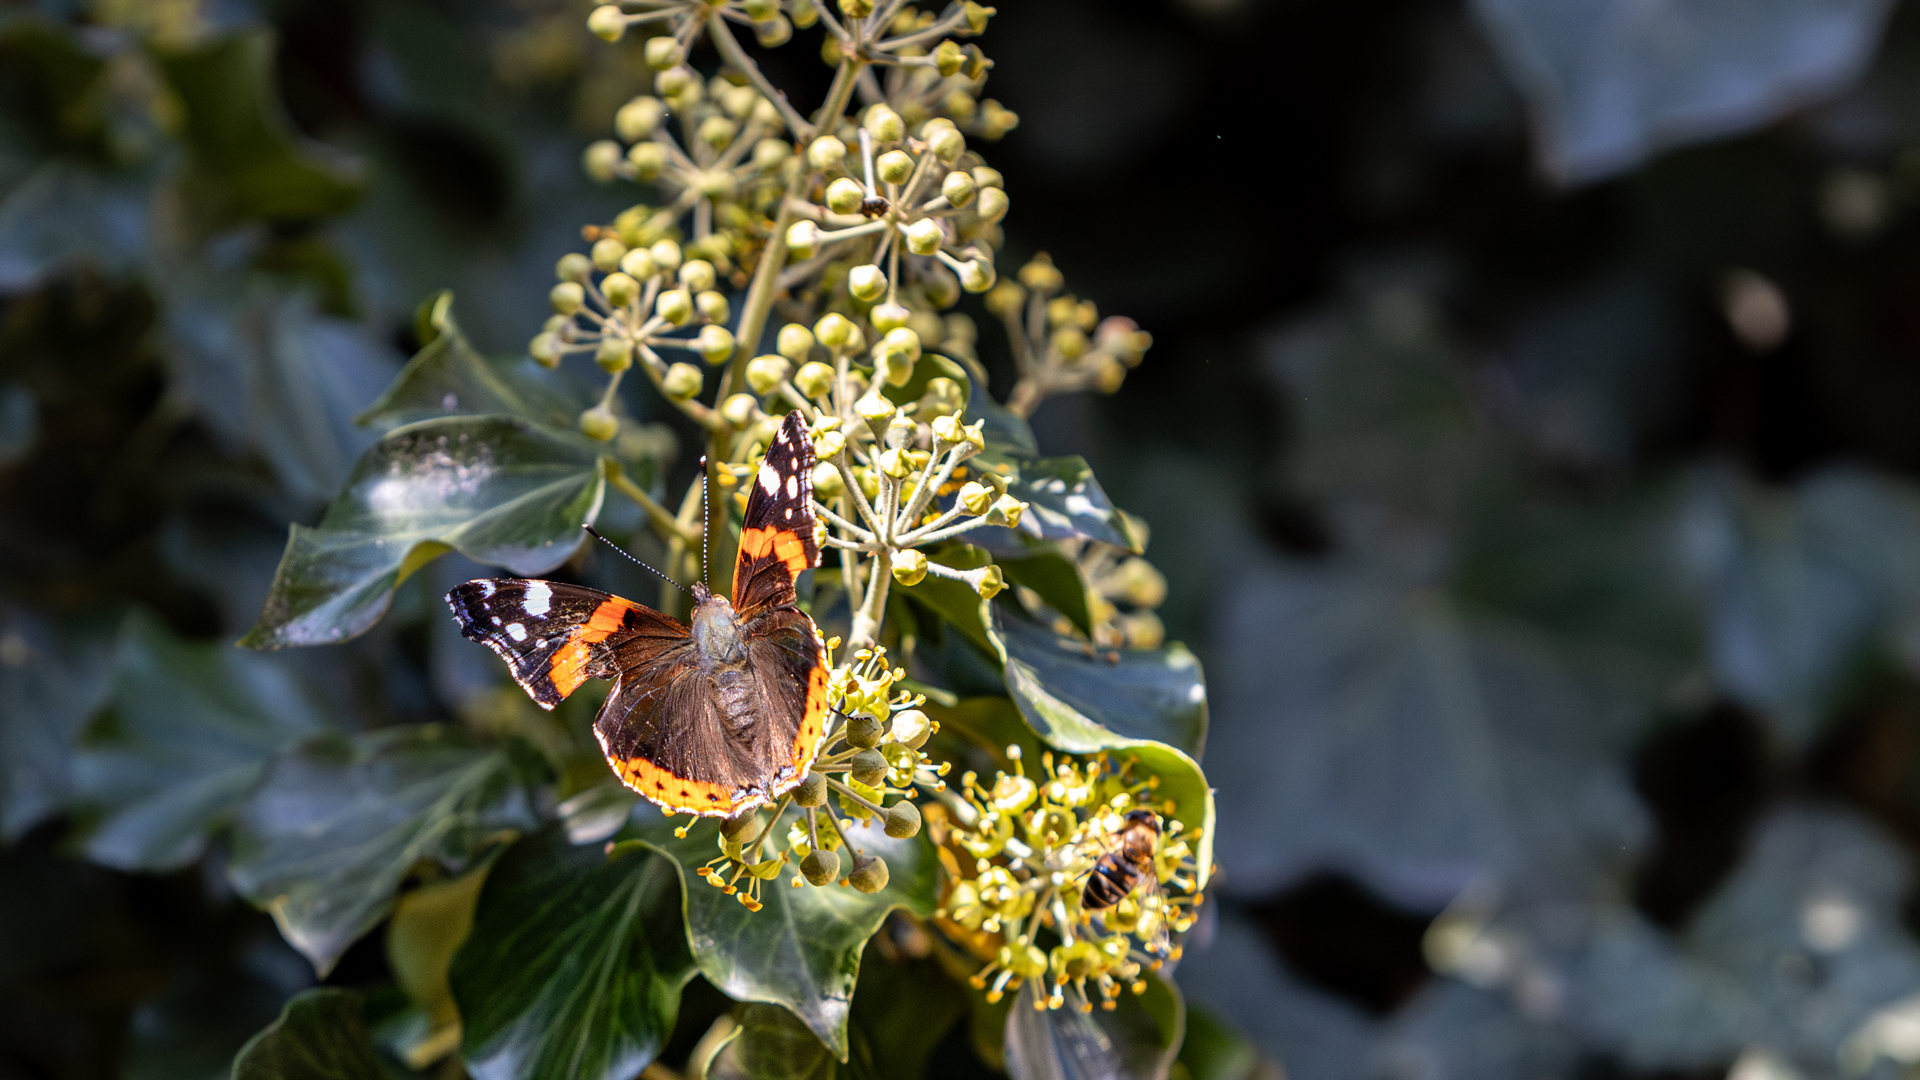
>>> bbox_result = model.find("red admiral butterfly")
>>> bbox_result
[446,411,828,818]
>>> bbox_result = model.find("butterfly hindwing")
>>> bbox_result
[444,579,687,708]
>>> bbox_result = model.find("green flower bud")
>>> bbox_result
[587,5,627,41]
[1052,325,1089,359]
[596,336,633,372]
[884,799,922,839]
[557,252,592,282]
[826,177,865,215]
[697,324,736,365]
[866,303,907,333]
[848,853,889,893]
[958,480,992,514]
[855,391,895,423]
[875,446,909,478]
[863,103,904,143]
[976,186,1009,224]
[959,259,995,294]
[906,217,943,255]
[801,847,840,886]
[627,141,666,180]
[720,811,759,842]
[892,549,928,586]
[933,39,964,76]
[620,248,657,279]
[663,361,703,400]
[850,748,889,787]
[962,1,994,32]
[926,125,965,163]
[580,405,619,441]
[985,494,1024,530]
[924,266,961,310]
[939,169,976,208]
[550,281,585,315]
[746,355,791,395]
[808,135,847,172]
[754,14,792,47]
[588,238,624,272]
[972,166,1004,189]
[644,36,685,69]
[678,259,717,293]
[793,771,828,807]
[1019,254,1062,292]
[650,239,682,272]
[721,393,759,427]
[695,290,730,324]
[791,1,818,27]
[981,99,1019,137]
[656,288,693,325]
[889,709,930,749]
[878,326,921,364]
[616,96,664,141]
[929,414,962,444]
[974,564,1005,599]
[848,264,887,302]
[786,220,820,258]
[811,461,843,496]
[752,138,790,170]
[697,115,738,150]
[838,0,874,16]
[530,333,562,368]
[876,149,914,185]
[602,271,639,308]
[847,712,885,749]
[796,362,836,401]
[583,139,622,182]
[777,323,817,361]
[815,313,856,349]
[718,84,757,120]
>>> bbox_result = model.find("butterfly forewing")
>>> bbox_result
[444,579,686,708]
[733,412,820,618]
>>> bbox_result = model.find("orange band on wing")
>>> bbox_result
[739,527,812,575]
[549,639,591,698]
[788,660,831,781]
[546,598,642,699]
[604,749,746,817]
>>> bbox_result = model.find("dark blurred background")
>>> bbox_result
[11,0,1920,1077]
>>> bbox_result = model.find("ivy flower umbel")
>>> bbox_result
[988,253,1154,418]
[932,749,1204,1011]
[679,644,951,910]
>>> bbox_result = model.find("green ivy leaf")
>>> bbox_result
[711,1003,856,1080]
[899,546,1003,662]
[627,805,938,1061]
[954,353,1038,456]
[0,614,111,842]
[1003,975,1184,1080]
[73,611,329,872]
[997,549,1094,638]
[153,31,364,225]
[240,416,607,649]
[227,725,533,976]
[386,861,492,1069]
[879,352,972,411]
[450,829,695,1080]
[355,298,589,431]
[230,989,399,1080]
[973,451,1140,552]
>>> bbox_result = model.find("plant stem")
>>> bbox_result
[606,461,697,544]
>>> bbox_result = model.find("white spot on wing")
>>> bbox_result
[759,463,780,494]
[507,623,527,641]
[523,581,552,616]
[476,581,495,598]
[786,474,799,498]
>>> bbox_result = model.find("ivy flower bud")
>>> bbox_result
[644,36,685,69]
[973,166,1004,189]
[786,220,820,258]
[1052,325,1089,359]
[752,138,789,170]
[890,709,930,749]
[863,104,904,143]
[793,772,828,808]
[815,313,856,349]
[849,264,887,302]
[976,186,1009,224]
[627,141,666,180]
[848,854,889,893]
[876,149,914,185]
[815,429,849,462]
[591,236,627,270]
[933,39,964,76]
[550,281,585,314]
[927,126,966,163]
[801,847,840,886]
[579,405,619,441]
[663,362,702,400]
[974,564,1005,599]
[620,248,657,279]
[719,84,758,120]
[596,336,633,373]
[601,272,639,308]
[811,461,843,496]
[959,259,996,293]
[556,252,592,282]
[720,812,759,842]
[754,14,792,47]
[939,171,976,209]
[884,799,922,839]
[807,135,847,171]
[615,96,664,141]
[892,549,928,586]
[837,0,873,17]
[878,326,921,364]
[791,0,819,26]
[958,481,992,515]
[986,495,1025,529]
[877,447,911,478]
[931,414,966,444]
[847,712,885,749]
[529,333,561,368]
[870,303,910,333]
[697,325,736,365]
[962,1,994,32]
[721,393,759,427]
[855,392,896,423]
[650,239,682,273]
[826,177,865,215]
[850,748,889,787]
[697,115,738,151]
[906,218,943,256]
[776,323,816,361]
[587,5,626,41]
[696,291,730,324]
[746,355,791,395]
[656,288,693,325]
[795,362,835,400]
[678,259,717,293]
[583,140,622,182]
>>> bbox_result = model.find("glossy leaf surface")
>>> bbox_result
[230,989,394,1080]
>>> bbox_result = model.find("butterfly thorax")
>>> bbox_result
[690,589,747,666]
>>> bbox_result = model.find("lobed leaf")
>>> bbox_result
[227,725,533,976]
[230,988,398,1080]
[451,829,694,1080]
[240,416,606,649]
[355,299,590,432]
[0,613,111,842]
[997,548,1095,639]
[972,451,1141,552]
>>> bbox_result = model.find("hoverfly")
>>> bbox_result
[1082,808,1171,957]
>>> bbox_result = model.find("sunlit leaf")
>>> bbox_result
[230,989,396,1080]
[899,545,1003,662]
[73,611,328,871]
[240,416,606,649]
[973,451,1140,551]
[996,609,1206,758]
[227,725,533,976]
[1003,976,1183,1080]
[355,298,589,431]
[451,829,694,1080]
[999,549,1094,639]
[709,1003,847,1080]
[386,861,491,1069]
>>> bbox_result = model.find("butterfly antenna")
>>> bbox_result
[698,455,711,587]
[583,527,688,596]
